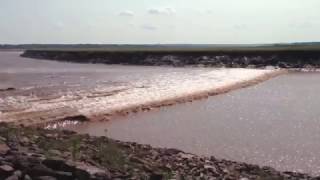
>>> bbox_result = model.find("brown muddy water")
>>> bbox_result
[2,51,320,175]
[0,51,191,93]
[0,51,274,124]
[62,72,320,175]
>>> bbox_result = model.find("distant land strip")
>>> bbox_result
[22,46,320,68]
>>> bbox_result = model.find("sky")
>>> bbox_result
[0,0,320,44]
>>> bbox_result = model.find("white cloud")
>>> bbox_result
[141,24,157,31]
[148,8,161,15]
[148,7,176,15]
[289,22,314,29]
[233,24,248,30]
[119,10,134,17]
[206,10,214,14]
[53,21,64,30]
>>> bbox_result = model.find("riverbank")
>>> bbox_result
[22,49,320,68]
[0,122,317,179]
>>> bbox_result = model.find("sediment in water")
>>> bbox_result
[1,69,285,126]
[90,70,286,121]
[0,51,316,178]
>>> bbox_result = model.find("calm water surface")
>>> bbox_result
[64,73,320,175]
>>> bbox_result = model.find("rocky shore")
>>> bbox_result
[0,122,318,180]
[22,50,320,68]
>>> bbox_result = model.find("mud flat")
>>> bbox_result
[0,51,283,125]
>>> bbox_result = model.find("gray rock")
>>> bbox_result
[0,88,15,92]
[179,153,194,160]
[0,143,10,155]
[93,171,112,179]
[0,164,14,173]
[278,62,289,68]
[75,162,109,177]
[0,136,7,142]
[24,175,32,180]
[25,164,59,178]
[149,173,163,180]
[73,168,90,180]
[34,176,57,180]
[48,149,61,156]
[240,178,249,180]
[20,137,30,144]
[164,148,181,155]
[13,170,22,177]
[42,158,75,172]
[5,175,19,180]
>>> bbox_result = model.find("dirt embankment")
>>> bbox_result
[22,50,320,68]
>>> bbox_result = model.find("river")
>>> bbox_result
[0,51,273,124]
[3,51,317,175]
[62,72,320,175]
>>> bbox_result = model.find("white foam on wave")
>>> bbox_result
[0,68,278,123]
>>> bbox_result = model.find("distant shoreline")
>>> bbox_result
[22,48,320,68]
[0,49,23,52]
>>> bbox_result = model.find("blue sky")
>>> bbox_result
[1,0,320,44]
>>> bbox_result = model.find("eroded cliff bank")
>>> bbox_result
[22,49,320,68]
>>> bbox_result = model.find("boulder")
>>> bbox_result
[24,175,32,180]
[0,164,14,178]
[42,159,75,172]
[0,164,14,173]
[0,143,10,155]
[0,88,15,92]
[149,173,163,180]
[75,162,111,179]
[164,148,181,155]
[5,174,19,180]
